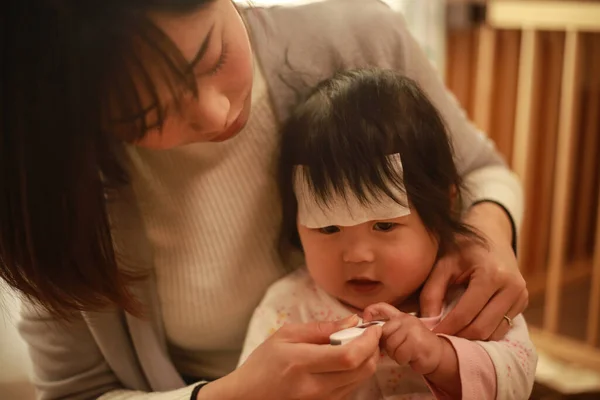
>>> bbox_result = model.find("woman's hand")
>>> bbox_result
[202,315,382,400]
[419,202,528,341]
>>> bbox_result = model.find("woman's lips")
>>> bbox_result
[211,111,246,142]
[346,279,383,294]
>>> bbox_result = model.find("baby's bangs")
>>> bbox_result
[299,152,409,210]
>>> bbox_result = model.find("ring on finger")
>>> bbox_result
[503,314,513,327]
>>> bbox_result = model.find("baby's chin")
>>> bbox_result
[336,294,420,316]
[336,298,366,315]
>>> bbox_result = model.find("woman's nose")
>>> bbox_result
[188,86,230,132]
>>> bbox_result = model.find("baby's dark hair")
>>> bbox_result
[278,69,483,258]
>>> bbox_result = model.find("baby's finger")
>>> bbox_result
[383,322,411,366]
[363,302,402,322]
[380,317,403,340]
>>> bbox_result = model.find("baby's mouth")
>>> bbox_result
[346,278,382,294]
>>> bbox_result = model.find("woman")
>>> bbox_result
[2,0,528,399]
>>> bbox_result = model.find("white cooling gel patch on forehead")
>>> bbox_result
[294,153,411,228]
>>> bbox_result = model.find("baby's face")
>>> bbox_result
[297,210,439,312]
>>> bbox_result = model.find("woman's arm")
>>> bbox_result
[19,297,380,400]
[18,300,198,400]
[20,299,211,400]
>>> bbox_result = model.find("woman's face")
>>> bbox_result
[137,0,253,149]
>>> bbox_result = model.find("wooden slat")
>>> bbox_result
[588,189,600,346]
[587,36,600,345]
[491,30,520,163]
[473,25,496,134]
[544,30,582,333]
[488,1,600,33]
[446,29,476,116]
[573,36,600,259]
[511,29,538,181]
[529,32,564,276]
[512,29,540,268]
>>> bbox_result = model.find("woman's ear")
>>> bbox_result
[449,184,458,205]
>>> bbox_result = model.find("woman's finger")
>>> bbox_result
[488,289,528,341]
[453,283,522,340]
[315,343,380,396]
[277,315,360,345]
[433,272,497,335]
[419,255,460,317]
[302,325,382,373]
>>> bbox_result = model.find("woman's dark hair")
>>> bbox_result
[1,0,215,317]
[279,69,483,260]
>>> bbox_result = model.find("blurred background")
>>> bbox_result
[2,1,599,399]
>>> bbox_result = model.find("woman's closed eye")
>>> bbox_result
[189,33,230,77]
[318,225,341,235]
[373,222,398,232]
[208,41,229,76]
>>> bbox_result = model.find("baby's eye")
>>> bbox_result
[319,226,341,234]
[373,222,396,232]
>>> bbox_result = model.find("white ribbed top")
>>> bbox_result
[125,65,288,379]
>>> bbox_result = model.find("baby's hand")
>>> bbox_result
[363,303,444,375]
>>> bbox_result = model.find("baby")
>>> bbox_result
[239,69,537,399]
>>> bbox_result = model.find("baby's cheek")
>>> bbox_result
[386,247,435,281]
[305,253,338,286]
